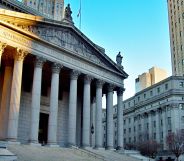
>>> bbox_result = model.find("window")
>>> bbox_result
[179,82,184,87]
[124,129,126,134]
[154,133,156,139]
[157,87,160,93]
[129,118,131,123]
[150,90,153,96]
[161,119,163,126]
[153,121,156,128]
[129,128,131,133]
[147,123,149,129]
[144,93,146,99]
[138,96,140,101]
[168,117,171,125]
[124,119,126,125]
[134,126,136,132]
[165,84,168,90]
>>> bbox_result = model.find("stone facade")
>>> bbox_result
[0,1,128,149]
[103,76,184,150]
[167,0,184,76]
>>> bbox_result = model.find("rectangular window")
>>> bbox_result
[180,82,184,87]
[157,87,160,93]
[150,90,153,96]
[168,117,171,125]
[129,118,131,123]
[165,84,168,90]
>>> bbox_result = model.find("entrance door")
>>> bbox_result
[38,113,49,145]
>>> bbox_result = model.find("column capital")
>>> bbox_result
[52,63,62,74]
[96,79,105,88]
[117,87,125,96]
[14,48,28,61]
[84,75,93,84]
[35,56,46,68]
[70,70,80,80]
[0,42,7,55]
[107,84,115,92]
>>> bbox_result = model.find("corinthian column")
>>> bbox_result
[30,56,45,145]
[95,79,104,149]
[82,75,92,148]
[7,48,28,142]
[0,42,7,67]
[0,59,13,139]
[106,84,114,149]
[117,87,124,150]
[68,70,80,146]
[48,63,61,147]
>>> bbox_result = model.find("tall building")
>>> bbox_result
[135,67,167,93]
[23,0,64,21]
[103,76,184,150]
[167,0,184,76]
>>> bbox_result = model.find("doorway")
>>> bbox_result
[38,113,49,145]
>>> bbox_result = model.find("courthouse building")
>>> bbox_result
[0,0,128,149]
[103,76,184,150]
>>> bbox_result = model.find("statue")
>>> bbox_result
[64,4,72,21]
[116,51,123,66]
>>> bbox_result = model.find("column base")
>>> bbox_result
[7,141,20,145]
[94,146,105,150]
[47,144,60,148]
[29,142,41,147]
[105,146,115,151]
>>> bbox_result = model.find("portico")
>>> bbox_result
[0,9,128,149]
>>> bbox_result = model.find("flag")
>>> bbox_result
[77,8,81,17]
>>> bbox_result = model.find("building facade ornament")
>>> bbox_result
[96,79,105,88]
[14,48,28,61]
[0,42,7,55]
[107,84,115,93]
[84,75,93,84]
[117,87,125,96]
[34,56,46,68]
[52,63,62,74]
[70,70,80,80]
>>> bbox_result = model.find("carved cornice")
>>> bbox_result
[52,63,62,74]
[96,79,105,88]
[35,56,46,68]
[70,70,80,80]
[0,42,7,55]
[14,48,28,61]
[84,75,93,84]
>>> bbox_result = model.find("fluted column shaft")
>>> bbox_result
[148,112,152,140]
[155,110,160,142]
[48,63,61,146]
[0,60,13,139]
[82,75,92,147]
[117,88,124,149]
[7,49,28,141]
[162,108,167,150]
[68,70,79,146]
[95,80,104,148]
[106,84,114,149]
[30,57,45,144]
[0,42,6,67]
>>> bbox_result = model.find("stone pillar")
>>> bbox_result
[0,42,7,67]
[95,80,104,149]
[0,59,13,139]
[155,109,160,142]
[30,56,45,145]
[82,75,92,147]
[141,114,145,141]
[106,84,114,149]
[162,107,167,150]
[117,88,124,149]
[7,48,28,142]
[91,98,96,147]
[148,112,152,140]
[68,70,80,146]
[48,63,61,147]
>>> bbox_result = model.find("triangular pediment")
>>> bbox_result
[0,9,128,78]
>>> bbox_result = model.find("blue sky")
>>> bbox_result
[65,0,171,100]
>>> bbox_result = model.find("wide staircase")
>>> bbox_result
[6,144,142,161]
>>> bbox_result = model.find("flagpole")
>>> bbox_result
[79,0,81,30]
